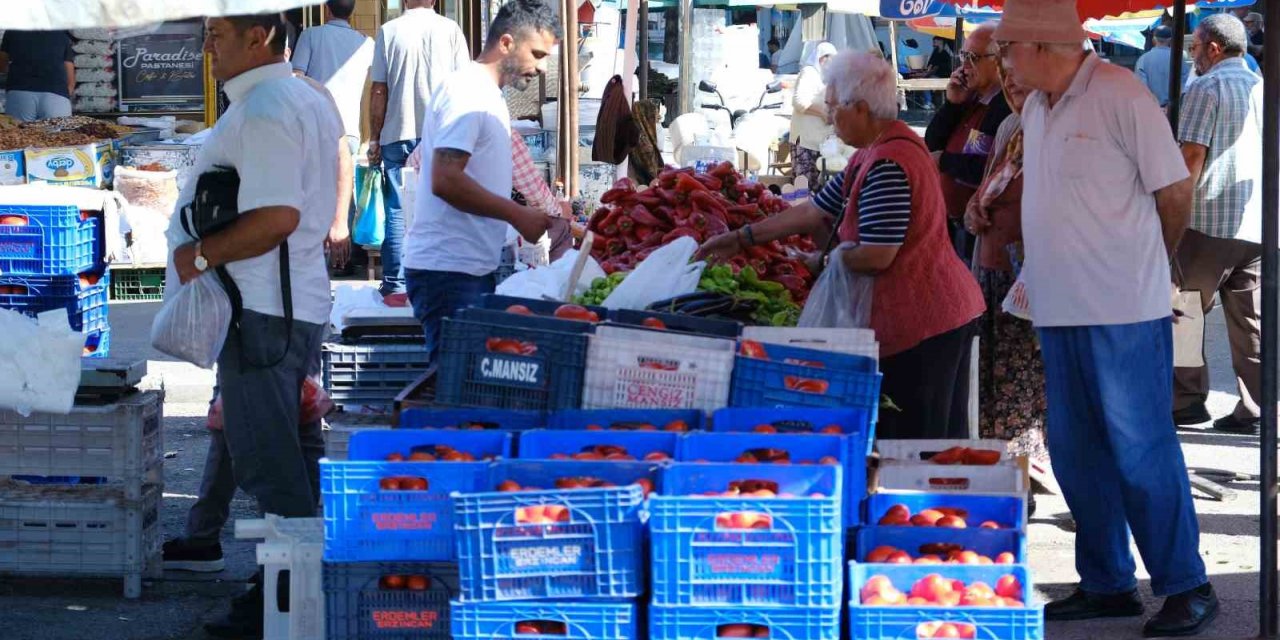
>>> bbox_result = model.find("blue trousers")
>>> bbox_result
[379,139,419,295]
[405,269,496,363]
[1038,317,1207,597]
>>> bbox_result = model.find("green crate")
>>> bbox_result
[109,266,165,301]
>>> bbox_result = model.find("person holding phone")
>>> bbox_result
[924,23,1010,262]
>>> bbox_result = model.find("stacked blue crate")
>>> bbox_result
[320,429,513,640]
[648,462,845,640]
[449,459,654,640]
[0,203,108,356]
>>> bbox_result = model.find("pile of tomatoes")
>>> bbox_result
[514,621,567,635]
[505,303,601,323]
[914,622,978,639]
[583,419,691,432]
[383,444,484,463]
[378,476,429,491]
[927,446,1002,466]
[691,479,827,499]
[865,545,1016,566]
[714,511,773,530]
[859,573,1025,608]
[545,444,670,462]
[876,504,1005,529]
[751,423,843,435]
[495,476,655,497]
[713,623,773,637]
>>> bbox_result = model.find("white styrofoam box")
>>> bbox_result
[0,391,163,498]
[0,482,162,598]
[235,516,325,640]
[581,325,735,412]
[741,326,880,360]
[323,422,391,461]
[877,439,1019,466]
[874,462,1030,495]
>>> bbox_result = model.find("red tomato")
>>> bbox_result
[936,515,968,529]
[962,448,1002,465]
[643,451,671,461]
[738,340,769,359]
[497,480,522,492]
[385,452,405,462]
[641,317,667,329]
[717,624,755,637]
[506,304,535,316]
[514,621,541,634]
[995,552,1016,565]
[0,215,28,225]
[995,575,1022,600]
[663,419,690,432]
[378,477,401,490]
[408,451,435,461]
[634,478,654,496]
[752,424,778,434]
[865,545,899,563]
[979,521,1001,530]
[379,574,406,590]
[406,575,428,590]
[911,509,945,527]
[553,304,596,321]
[400,477,428,491]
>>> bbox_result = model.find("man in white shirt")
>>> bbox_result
[292,0,373,272]
[164,13,342,638]
[368,0,469,296]
[404,0,559,361]
[998,0,1216,637]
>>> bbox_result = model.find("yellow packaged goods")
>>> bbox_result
[25,143,114,188]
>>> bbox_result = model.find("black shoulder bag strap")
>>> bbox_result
[817,165,858,269]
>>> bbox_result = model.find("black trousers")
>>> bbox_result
[877,319,978,440]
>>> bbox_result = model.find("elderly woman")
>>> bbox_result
[962,61,1046,460]
[699,51,984,439]
[790,42,838,187]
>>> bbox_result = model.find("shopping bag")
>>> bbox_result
[207,376,333,431]
[1172,289,1205,368]
[150,274,233,369]
[353,165,385,248]
[1001,275,1032,321]
[798,242,874,328]
[602,237,704,310]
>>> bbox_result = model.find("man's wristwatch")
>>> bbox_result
[193,241,209,273]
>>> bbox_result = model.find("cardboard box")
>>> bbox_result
[25,142,115,188]
[0,150,25,185]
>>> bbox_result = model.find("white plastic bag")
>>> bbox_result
[496,249,605,301]
[0,308,85,416]
[1001,276,1031,321]
[151,274,233,369]
[602,237,705,310]
[798,242,874,328]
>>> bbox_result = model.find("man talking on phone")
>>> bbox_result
[924,23,1011,261]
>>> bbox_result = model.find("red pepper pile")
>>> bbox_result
[587,162,803,275]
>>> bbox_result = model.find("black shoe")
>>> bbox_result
[1173,403,1211,426]
[162,538,224,572]
[1027,493,1037,519]
[1212,414,1260,436]
[1045,588,1144,621]
[205,582,263,639]
[1143,583,1218,638]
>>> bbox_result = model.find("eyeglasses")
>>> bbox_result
[960,51,998,64]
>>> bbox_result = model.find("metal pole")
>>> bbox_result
[888,20,899,76]
[1261,0,1280,634]
[1166,1,1186,130]
[678,0,693,114]
[638,0,649,101]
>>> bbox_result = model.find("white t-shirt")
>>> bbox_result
[1020,54,1189,328]
[166,62,341,326]
[402,63,513,276]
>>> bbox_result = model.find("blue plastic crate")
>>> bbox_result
[854,526,1027,564]
[348,428,514,462]
[398,408,545,431]
[477,293,608,322]
[518,429,678,461]
[678,432,855,527]
[435,309,590,411]
[547,408,705,432]
[452,600,636,639]
[729,341,882,412]
[83,327,109,358]
[649,604,841,640]
[849,563,1043,640]
[453,460,657,601]
[0,205,99,276]
[607,309,742,338]
[650,463,843,607]
[866,493,1027,532]
[320,458,492,562]
[324,560,458,640]
[0,271,109,333]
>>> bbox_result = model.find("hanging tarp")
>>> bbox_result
[0,0,316,30]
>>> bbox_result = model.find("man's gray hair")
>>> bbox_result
[1198,13,1249,56]
[824,50,899,119]
[969,23,1000,55]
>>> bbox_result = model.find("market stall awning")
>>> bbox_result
[911,7,1162,48]
[941,0,1202,20]
[1,0,317,30]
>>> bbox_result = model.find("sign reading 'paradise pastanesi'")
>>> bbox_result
[117,20,205,113]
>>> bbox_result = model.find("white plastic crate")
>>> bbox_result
[0,481,162,598]
[0,390,164,497]
[581,325,735,412]
[235,516,325,640]
[877,439,1019,465]
[741,327,879,360]
[874,462,1030,495]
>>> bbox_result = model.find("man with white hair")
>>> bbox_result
[1173,13,1264,436]
[996,0,1216,636]
[924,23,1010,260]
[1135,26,1190,107]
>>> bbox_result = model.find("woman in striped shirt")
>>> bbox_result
[698,51,984,439]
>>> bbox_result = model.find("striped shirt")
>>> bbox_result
[813,160,913,245]
[1178,56,1263,243]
